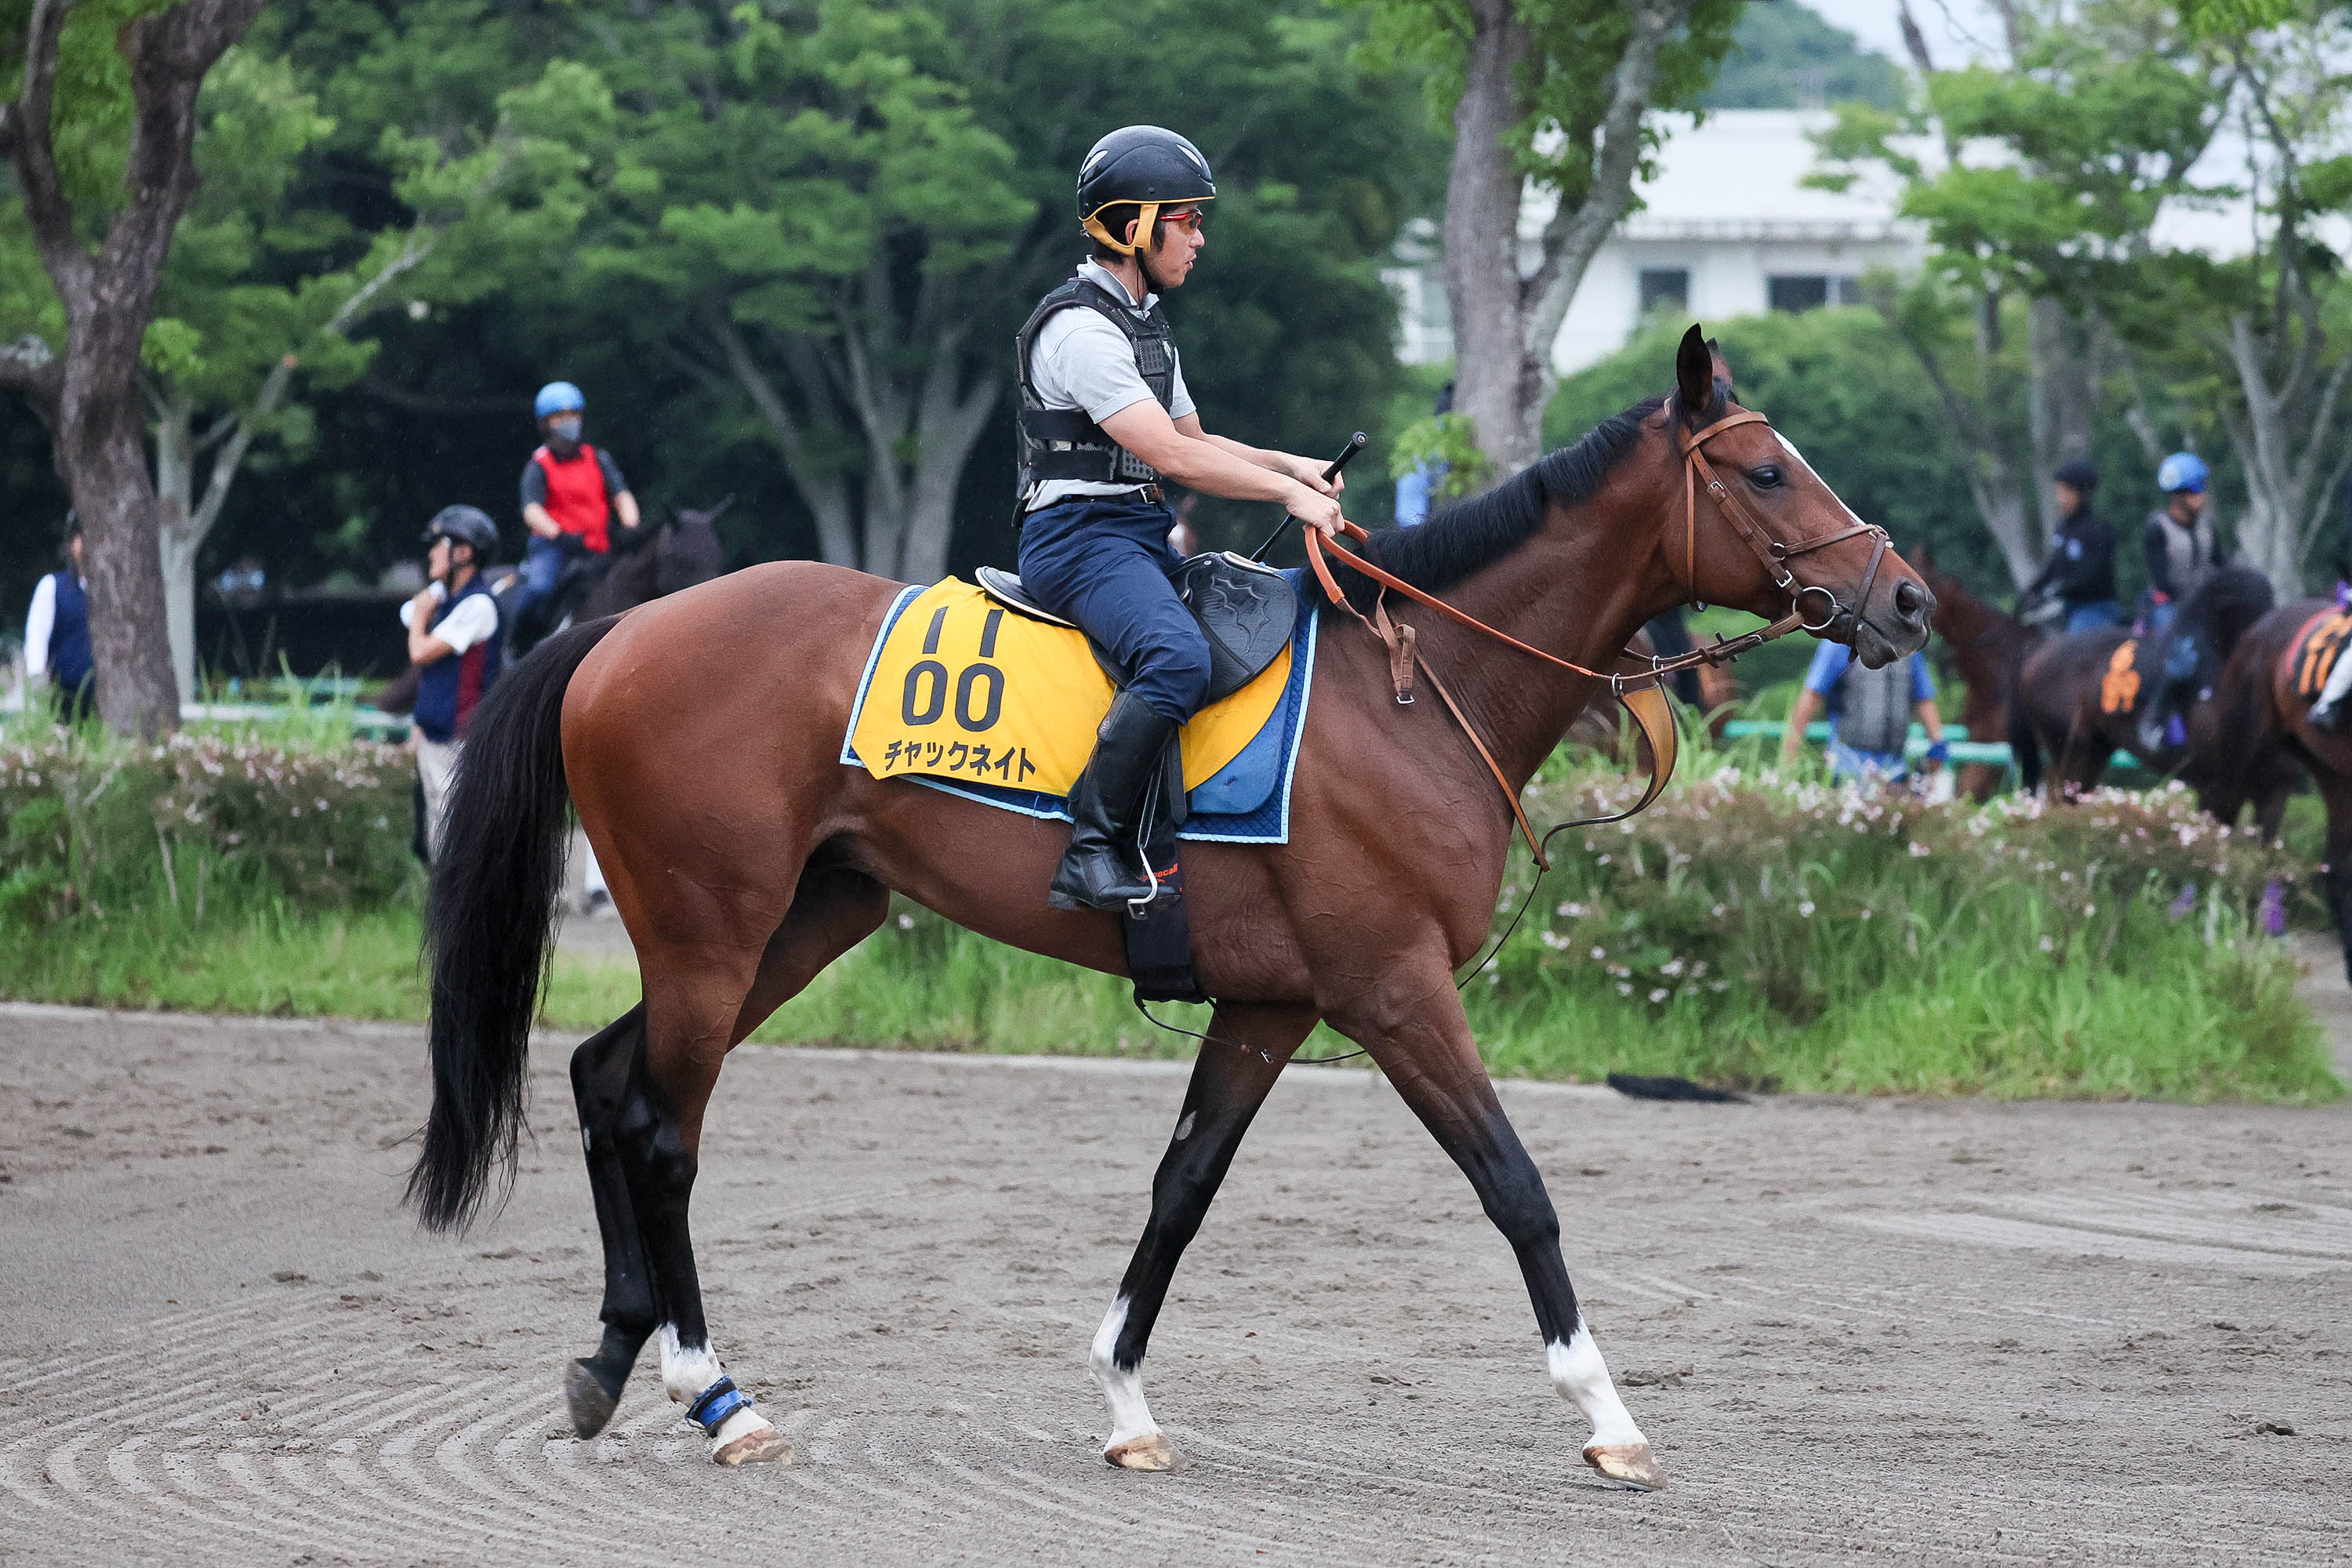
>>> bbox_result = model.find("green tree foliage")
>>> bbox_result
[2,0,1442,641]
[1700,1,1904,111]
[1814,0,2352,593]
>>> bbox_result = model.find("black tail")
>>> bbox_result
[2008,700,2043,794]
[407,616,622,1232]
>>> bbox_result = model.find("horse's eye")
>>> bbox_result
[1748,465,1784,489]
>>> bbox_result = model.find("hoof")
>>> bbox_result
[564,1359,619,1439]
[1582,1440,1664,1490]
[713,1425,793,1467]
[1105,1432,1178,1471]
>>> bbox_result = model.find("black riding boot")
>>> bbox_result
[1050,691,1178,912]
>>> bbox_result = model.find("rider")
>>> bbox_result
[2136,452,2221,750]
[510,382,641,641]
[401,506,506,860]
[1014,125,1347,910]
[2023,457,2118,633]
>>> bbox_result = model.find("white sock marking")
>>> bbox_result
[1089,1298,1160,1449]
[658,1323,772,1450]
[1548,1325,1646,1449]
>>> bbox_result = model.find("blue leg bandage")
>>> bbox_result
[687,1375,752,1436]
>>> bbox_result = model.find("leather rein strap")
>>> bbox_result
[1302,407,1888,866]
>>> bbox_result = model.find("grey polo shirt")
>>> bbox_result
[1022,260,1196,510]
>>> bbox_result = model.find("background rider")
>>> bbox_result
[510,381,641,642]
[2022,457,2118,633]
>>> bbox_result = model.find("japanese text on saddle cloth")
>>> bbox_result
[849,579,1290,797]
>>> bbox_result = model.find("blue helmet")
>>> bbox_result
[533,381,586,419]
[2157,452,2209,495]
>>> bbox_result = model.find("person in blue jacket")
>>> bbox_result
[22,518,93,724]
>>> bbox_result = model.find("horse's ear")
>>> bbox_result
[1675,325,1713,419]
[1708,338,1734,400]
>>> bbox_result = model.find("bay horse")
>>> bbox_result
[2009,566,2290,836]
[405,328,1932,1489]
[2204,597,2351,976]
[1914,557,2039,801]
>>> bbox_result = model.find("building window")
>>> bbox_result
[1769,274,1863,313]
[1638,267,1689,318]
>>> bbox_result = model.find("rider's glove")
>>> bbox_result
[1925,739,1951,766]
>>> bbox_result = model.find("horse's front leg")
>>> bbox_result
[1092,1001,1316,1470]
[1325,964,1661,1489]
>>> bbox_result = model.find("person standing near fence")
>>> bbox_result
[1780,640,1948,787]
[401,507,505,861]
[21,517,94,724]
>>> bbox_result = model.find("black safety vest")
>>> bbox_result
[1013,276,1176,510]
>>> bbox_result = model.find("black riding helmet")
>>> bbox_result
[422,504,501,561]
[1078,125,1215,256]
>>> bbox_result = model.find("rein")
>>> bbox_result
[1301,406,1891,864]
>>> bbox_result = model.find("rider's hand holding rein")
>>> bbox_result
[1097,398,1349,539]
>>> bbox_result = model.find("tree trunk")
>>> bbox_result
[896,361,1000,586]
[1443,0,1534,478]
[1443,0,1693,476]
[2,0,267,735]
[152,393,203,700]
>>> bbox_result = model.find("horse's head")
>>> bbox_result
[1666,326,1933,668]
[656,498,730,597]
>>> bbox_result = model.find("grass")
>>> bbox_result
[0,706,2339,1105]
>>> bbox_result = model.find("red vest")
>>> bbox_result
[533,444,612,554]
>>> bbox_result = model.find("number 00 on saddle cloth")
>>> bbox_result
[845,579,1291,798]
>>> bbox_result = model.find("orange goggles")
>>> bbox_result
[1158,208,1205,234]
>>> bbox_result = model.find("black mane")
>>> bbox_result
[1335,395,1667,610]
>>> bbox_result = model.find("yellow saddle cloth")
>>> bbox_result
[848,579,1292,797]
[2292,608,2352,701]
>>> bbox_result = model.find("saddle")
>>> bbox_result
[975,553,1295,1007]
[976,551,1295,703]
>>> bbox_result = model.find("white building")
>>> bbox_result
[1388,109,1926,374]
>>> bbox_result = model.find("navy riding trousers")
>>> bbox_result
[1016,497,1211,722]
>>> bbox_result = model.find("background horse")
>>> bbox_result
[2205,597,2352,975]
[2009,567,2288,832]
[405,328,1931,1488]
[1915,557,2039,802]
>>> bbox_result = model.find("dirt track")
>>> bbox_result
[2,1003,2348,1566]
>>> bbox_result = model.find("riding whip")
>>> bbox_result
[1247,432,1367,563]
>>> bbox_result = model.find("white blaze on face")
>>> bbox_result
[1090,1298,1160,1449]
[1777,433,1871,532]
[1547,1325,1646,1448]
[658,1323,772,1450]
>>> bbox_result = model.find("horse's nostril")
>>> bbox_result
[1893,579,1926,620]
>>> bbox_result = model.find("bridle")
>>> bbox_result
[1301,403,1895,862]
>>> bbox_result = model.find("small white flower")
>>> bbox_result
[1616,982,1634,996]
[1798,900,1815,917]
[896,913,915,930]
[1591,946,1607,960]
[1859,907,1872,920]
[1907,840,1931,858]
[2039,935,2056,953]
[1648,988,1670,1004]
[1596,853,1611,866]
[1661,957,1686,978]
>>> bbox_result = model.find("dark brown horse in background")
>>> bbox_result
[1915,557,2040,801]
[404,328,1932,1490]
[2206,597,2352,976]
[2009,566,2292,837]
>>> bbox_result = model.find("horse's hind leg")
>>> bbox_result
[1091,1002,1315,1471]
[616,865,889,1467]
[1327,967,1660,1489]
[565,1004,657,1438]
